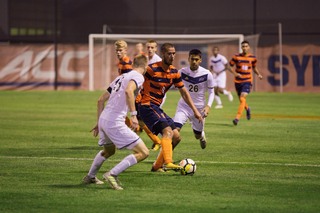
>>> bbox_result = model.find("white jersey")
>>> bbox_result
[209,54,228,74]
[177,66,214,109]
[148,53,162,65]
[100,70,144,122]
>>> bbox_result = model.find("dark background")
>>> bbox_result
[1,0,320,46]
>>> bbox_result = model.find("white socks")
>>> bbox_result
[110,154,137,176]
[215,95,222,105]
[88,150,106,178]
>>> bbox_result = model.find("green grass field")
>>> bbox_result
[0,90,320,213]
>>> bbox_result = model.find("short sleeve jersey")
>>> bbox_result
[209,54,228,74]
[100,70,144,122]
[178,66,214,108]
[135,54,162,104]
[229,53,257,84]
[140,61,184,106]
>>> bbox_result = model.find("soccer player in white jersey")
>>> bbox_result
[173,49,215,149]
[209,46,234,109]
[82,54,149,190]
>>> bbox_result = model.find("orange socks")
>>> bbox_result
[142,124,161,145]
[153,137,172,168]
[236,96,247,120]
[161,138,172,164]
[153,149,165,170]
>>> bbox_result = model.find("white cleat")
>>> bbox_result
[215,105,223,109]
[103,172,123,190]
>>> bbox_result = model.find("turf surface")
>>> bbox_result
[0,90,319,213]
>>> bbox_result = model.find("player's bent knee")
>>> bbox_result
[102,144,116,158]
[163,127,173,138]
[134,141,149,161]
[136,149,149,161]
[142,149,149,159]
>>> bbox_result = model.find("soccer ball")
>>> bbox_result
[179,158,196,175]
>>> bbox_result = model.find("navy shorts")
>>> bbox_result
[235,82,252,96]
[138,103,176,135]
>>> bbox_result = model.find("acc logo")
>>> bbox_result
[0,50,88,81]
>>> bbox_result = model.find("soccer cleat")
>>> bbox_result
[199,137,207,149]
[82,175,104,185]
[103,172,123,190]
[151,143,161,151]
[164,162,182,170]
[233,118,239,126]
[215,105,223,109]
[228,92,234,101]
[246,107,251,120]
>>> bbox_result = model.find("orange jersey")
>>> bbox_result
[118,56,133,75]
[135,93,142,104]
[229,53,257,84]
[140,61,184,106]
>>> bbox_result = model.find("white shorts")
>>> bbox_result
[98,118,140,150]
[173,103,205,132]
[213,71,226,88]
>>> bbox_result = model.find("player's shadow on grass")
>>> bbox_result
[48,184,106,190]
[66,146,101,151]
[212,122,234,127]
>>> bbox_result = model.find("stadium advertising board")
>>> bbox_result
[0,44,319,92]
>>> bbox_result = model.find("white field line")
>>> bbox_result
[1,155,320,168]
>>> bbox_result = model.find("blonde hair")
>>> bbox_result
[114,40,128,49]
[146,39,158,46]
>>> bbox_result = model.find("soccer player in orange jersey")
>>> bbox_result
[229,40,263,125]
[138,43,203,171]
[114,40,133,75]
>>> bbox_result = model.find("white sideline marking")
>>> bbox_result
[199,161,320,168]
[1,155,320,168]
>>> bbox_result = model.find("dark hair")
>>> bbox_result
[241,40,250,45]
[189,49,202,58]
[161,43,174,53]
